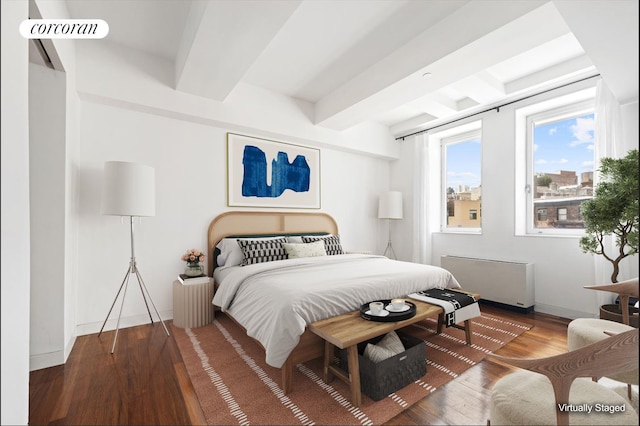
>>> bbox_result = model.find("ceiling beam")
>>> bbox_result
[174,0,300,102]
[313,1,572,130]
[408,92,459,118]
[552,0,639,104]
[505,54,595,95]
[454,72,506,104]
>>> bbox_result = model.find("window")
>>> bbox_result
[442,129,482,232]
[557,208,568,221]
[523,98,595,234]
[537,208,548,221]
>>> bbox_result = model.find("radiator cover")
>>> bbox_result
[441,255,534,310]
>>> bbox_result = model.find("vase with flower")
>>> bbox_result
[182,248,205,277]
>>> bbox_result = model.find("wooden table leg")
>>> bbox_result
[346,345,362,407]
[323,340,334,383]
[463,319,473,344]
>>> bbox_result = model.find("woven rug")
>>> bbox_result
[172,312,531,425]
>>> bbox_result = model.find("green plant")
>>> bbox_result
[536,175,552,187]
[579,149,639,283]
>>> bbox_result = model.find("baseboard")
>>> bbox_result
[479,299,534,314]
[30,349,65,371]
[30,334,77,372]
[479,300,594,320]
[532,303,595,320]
[75,309,173,336]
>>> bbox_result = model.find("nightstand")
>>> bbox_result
[172,277,214,328]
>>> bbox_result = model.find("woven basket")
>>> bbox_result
[338,331,426,401]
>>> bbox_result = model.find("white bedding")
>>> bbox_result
[212,254,461,368]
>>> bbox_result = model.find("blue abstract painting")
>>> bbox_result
[227,133,320,208]
[241,145,310,198]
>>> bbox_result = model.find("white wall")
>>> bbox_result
[29,63,68,369]
[75,41,400,161]
[73,100,390,334]
[392,82,639,320]
[70,43,396,339]
[26,0,81,373]
[1,1,31,424]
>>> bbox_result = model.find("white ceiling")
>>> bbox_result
[64,0,638,137]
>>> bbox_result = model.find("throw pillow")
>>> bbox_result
[237,238,288,266]
[302,234,344,255]
[363,331,405,363]
[283,241,327,259]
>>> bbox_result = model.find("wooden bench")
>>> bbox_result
[308,294,479,407]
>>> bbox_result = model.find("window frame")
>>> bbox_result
[523,98,595,236]
[441,129,482,234]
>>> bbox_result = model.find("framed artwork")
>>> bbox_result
[227,133,321,209]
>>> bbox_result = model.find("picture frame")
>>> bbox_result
[227,133,321,209]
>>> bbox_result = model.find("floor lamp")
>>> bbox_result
[98,161,170,353]
[378,191,403,260]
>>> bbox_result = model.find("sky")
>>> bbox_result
[445,137,481,192]
[445,112,594,191]
[533,112,595,183]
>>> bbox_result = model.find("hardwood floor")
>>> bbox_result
[29,304,571,425]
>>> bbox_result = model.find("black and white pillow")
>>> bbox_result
[237,238,288,266]
[302,235,344,256]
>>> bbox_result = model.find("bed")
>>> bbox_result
[207,211,461,393]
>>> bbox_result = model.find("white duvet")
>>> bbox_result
[212,254,460,368]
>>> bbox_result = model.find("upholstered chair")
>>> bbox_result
[488,329,639,426]
[567,277,639,399]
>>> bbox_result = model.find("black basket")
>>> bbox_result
[338,330,426,401]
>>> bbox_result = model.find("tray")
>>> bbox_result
[360,300,416,322]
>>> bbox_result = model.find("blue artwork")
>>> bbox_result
[241,145,310,198]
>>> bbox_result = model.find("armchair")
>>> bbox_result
[488,329,638,425]
[567,277,639,399]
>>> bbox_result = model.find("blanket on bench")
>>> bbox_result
[409,289,480,327]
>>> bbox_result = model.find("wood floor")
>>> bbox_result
[29,304,571,425]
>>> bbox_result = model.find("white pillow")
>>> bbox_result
[216,236,283,267]
[283,241,327,259]
[363,331,405,363]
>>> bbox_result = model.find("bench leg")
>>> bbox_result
[323,340,334,383]
[347,345,362,407]
[437,312,445,334]
[463,319,473,344]
[439,315,474,345]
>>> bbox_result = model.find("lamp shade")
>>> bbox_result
[101,161,156,217]
[378,191,403,219]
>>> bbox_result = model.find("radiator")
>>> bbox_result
[441,255,535,310]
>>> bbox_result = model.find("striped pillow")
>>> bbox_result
[302,235,344,256]
[238,238,288,266]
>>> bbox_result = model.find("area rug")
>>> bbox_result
[172,312,531,425]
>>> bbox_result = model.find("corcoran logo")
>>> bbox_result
[20,19,109,39]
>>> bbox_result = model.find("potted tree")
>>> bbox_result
[579,149,639,324]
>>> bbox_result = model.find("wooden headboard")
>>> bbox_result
[207,211,339,276]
